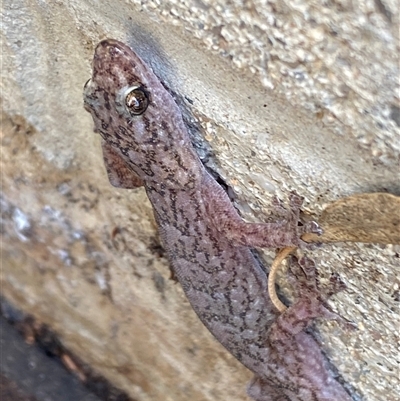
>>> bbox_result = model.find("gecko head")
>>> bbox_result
[83,39,202,187]
[83,39,187,149]
[83,39,151,120]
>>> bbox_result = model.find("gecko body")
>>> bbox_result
[84,39,352,401]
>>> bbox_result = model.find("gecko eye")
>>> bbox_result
[83,78,91,90]
[124,86,149,116]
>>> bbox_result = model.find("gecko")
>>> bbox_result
[83,39,353,401]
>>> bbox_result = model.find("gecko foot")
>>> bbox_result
[271,192,303,215]
[285,255,357,331]
[270,192,322,249]
[288,191,304,209]
[287,193,323,247]
[271,195,290,216]
[288,192,323,241]
[286,255,319,297]
[270,192,304,216]
[295,256,347,299]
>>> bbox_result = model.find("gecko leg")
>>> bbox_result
[203,175,322,248]
[269,255,355,342]
[246,256,356,401]
[247,257,355,401]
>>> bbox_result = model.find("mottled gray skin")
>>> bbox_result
[84,39,352,401]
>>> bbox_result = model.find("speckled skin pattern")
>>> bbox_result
[83,39,352,401]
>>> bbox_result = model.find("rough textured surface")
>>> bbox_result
[1,1,399,401]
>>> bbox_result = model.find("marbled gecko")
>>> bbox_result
[83,39,352,401]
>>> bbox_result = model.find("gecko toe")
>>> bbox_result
[320,302,358,331]
[299,220,323,236]
[289,192,304,209]
[297,256,318,280]
[271,195,288,216]
[327,273,348,296]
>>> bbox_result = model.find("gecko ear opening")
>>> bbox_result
[124,86,149,116]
